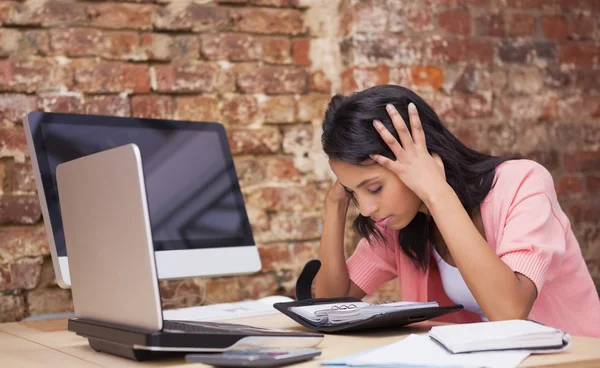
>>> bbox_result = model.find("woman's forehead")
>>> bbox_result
[329,159,387,186]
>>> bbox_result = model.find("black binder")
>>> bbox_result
[274,260,463,333]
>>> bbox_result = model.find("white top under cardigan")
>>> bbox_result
[433,249,488,322]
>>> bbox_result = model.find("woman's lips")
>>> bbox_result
[373,216,391,226]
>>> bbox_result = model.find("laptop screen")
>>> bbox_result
[32,114,255,256]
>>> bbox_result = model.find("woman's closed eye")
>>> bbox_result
[368,186,382,194]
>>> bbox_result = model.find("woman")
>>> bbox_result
[315,84,600,337]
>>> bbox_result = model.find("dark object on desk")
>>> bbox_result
[185,348,321,367]
[273,260,463,333]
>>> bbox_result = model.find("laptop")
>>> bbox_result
[56,143,323,361]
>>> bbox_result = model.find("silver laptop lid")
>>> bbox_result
[56,143,162,331]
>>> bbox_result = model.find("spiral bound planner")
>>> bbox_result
[274,260,463,333]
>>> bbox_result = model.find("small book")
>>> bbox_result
[428,319,571,354]
[289,301,439,325]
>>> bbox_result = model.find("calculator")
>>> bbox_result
[185,348,321,367]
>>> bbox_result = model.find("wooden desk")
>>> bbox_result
[1,315,600,367]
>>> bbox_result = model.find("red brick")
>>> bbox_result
[296,94,330,122]
[250,0,300,6]
[7,0,88,27]
[506,13,537,38]
[27,287,73,317]
[345,0,388,34]
[309,70,332,93]
[256,243,293,273]
[139,33,172,61]
[237,66,307,94]
[0,94,37,124]
[49,28,102,57]
[0,294,25,323]
[564,150,600,173]
[246,184,323,212]
[40,94,84,114]
[555,123,600,153]
[452,92,493,118]
[72,60,149,93]
[586,176,600,193]
[430,38,494,65]
[171,35,201,60]
[220,95,259,126]
[292,39,310,66]
[155,3,230,32]
[556,175,584,198]
[84,95,131,117]
[227,128,282,154]
[37,257,57,288]
[200,33,257,61]
[0,28,21,57]
[560,42,600,67]
[264,157,303,182]
[557,95,600,121]
[174,96,220,122]
[234,157,266,187]
[159,278,207,309]
[506,0,554,9]
[411,67,443,91]
[0,127,28,160]
[541,15,568,41]
[475,13,505,37]
[88,3,156,30]
[438,11,471,36]
[22,30,50,56]
[0,257,43,291]
[497,94,557,121]
[217,0,249,3]
[266,212,322,242]
[0,58,72,93]
[0,2,17,25]
[153,62,222,93]
[390,6,433,33]
[571,69,600,94]
[257,38,292,64]
[231,8,305,35]
[203,277,242,304]
[341,66,389,94]
[508,67,543,94]
[557,0,600,11]
[10,162,36,193]
[260,96,296,124]
[132,95,173,119]
[569,12,596,41]
[349,37,424,66]
[0,194,41,225]
[282,125,312,155]
[497,41,556,64]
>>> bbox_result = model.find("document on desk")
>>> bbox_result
[322,334,530,368]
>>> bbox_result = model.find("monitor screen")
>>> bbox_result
[31,114,255,257]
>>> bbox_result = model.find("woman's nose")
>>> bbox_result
[358,198,378,218]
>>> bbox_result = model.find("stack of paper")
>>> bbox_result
[322,334,531,368]
[429,320,570,353]
[289,301,438,325]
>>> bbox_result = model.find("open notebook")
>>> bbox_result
[290,301,439,325]
[429,319,571,354]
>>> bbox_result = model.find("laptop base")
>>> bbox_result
[88,338,179,361]
[69,317,324,361]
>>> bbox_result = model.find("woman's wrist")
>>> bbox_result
[423,182,455,211]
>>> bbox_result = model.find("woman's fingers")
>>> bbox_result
[408,103,426,147]
[369,153,396,172]
[385,104,414,150]
[373,120,404,159]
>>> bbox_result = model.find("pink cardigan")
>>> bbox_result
[347,160,600,338]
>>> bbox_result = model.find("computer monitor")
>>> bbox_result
[24,112,262,288]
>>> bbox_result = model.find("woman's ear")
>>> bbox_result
[431,153,446,180]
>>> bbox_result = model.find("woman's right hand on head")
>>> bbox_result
[326,180,351,206]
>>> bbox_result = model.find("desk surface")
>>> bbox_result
[1,315,600,368]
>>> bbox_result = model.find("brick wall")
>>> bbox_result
[0,0,598,322]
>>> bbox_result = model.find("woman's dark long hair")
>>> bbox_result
[322,85,518,272]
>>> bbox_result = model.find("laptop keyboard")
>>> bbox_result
[162,320,293,335]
